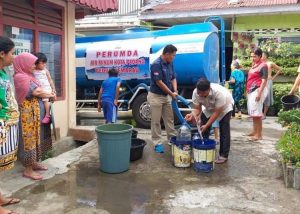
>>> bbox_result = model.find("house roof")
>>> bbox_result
[140,0,300,26]
[143,0,299,13]
[71,0,118,13]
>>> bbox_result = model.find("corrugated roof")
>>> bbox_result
[72,0,118,13]
[144,0,299,13]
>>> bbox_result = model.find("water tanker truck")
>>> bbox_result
[76,16,225,128]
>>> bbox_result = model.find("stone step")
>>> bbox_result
[68,126,96,142]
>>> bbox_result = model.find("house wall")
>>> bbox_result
[50,0,76,138]
[234,14,300,31]
[0,0,76,138]
[75,0,144,36]
[232,13,300,59]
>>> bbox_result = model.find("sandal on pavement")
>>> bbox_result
[32,163,48,171]
[1,198,20,206]
[215,156,228,164]
[23,173,43,180]
[248,136,262,142]
[243,133,254,137]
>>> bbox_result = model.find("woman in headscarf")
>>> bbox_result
[13,52,55,180]
[0,36,20,214]
[227,60,245,119]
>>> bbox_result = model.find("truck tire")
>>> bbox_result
[132,93,151,128]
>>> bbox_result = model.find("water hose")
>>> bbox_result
[171,95,191,129]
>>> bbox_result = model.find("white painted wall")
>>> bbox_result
[49,0,76,138]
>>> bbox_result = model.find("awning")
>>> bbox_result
[71,0,118,19]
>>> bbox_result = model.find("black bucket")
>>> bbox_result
[281,95,300,111]
[132,129,138,139]
[130,138,146,161]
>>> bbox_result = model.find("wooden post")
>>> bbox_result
[286,163,295,188]
[282,161,288,187]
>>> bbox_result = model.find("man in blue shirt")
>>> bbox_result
[98,68,121,123]
[147,44,178,153]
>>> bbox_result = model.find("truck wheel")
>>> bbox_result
[132,93,151,128]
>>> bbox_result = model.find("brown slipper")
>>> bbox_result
[248,137,262,141]
[215,156,228,164]
[1,198,20,206]
[243,133,254,137]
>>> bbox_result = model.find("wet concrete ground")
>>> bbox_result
[1,116,300,214]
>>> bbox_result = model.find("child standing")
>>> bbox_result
[33,52,56,124]
[97,68,121,123]
[212,120,219,145]
[227,60,245,119]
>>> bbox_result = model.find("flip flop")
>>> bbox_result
[243,133,254,137]
[23,173,43,180]
[32,163,48,171]
[247,137,262,142]
[1,198,20,206]
[215,156,228,164]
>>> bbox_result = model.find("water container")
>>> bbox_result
[192,133,201,140]
[281,95,300,111]
[95,124,133,173]
[130,138,147,162]
[192,139,216,173]
[177,124,191,141]
[170,137,192,168]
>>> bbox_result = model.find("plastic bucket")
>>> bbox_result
[192,139,216,173]
[130,138,146,161]
[281,95,300,111]
[170,136,192,168]
[95,124,133,173]
[132,129,138,139]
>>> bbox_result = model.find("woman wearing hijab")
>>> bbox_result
[227,60,245,119]
[13,52,55,180]
[0,36,20,214]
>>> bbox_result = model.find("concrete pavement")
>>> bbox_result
[0,116,300,214]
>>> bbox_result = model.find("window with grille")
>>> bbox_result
[0,0,65,99]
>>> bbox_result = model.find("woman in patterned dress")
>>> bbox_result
[13,53,55,181]
[0,36,20,214]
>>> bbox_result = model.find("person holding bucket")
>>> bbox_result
[185,78,233,164]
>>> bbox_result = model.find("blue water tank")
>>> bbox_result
[75,21,220,89]
[123,27,149,33]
